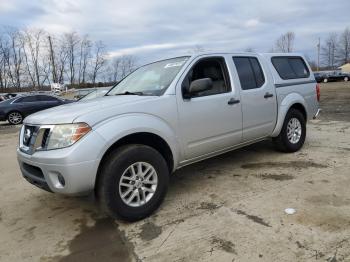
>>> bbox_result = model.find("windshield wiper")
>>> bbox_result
[114,91,144,96]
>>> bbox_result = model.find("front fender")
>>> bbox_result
[271,93,307,137]
[93,113,180,169]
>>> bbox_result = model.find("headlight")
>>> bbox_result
[46,123,91,150]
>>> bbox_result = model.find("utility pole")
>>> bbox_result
[317,37,320,71]
[328,42,331,68]
[48,35,57,83]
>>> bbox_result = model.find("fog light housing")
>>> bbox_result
[57,174,65,187]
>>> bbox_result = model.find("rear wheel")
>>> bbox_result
[323,78,328,83]
[344,76,349,82]
[273,109,306,153]
[96,144,169,221]
[7,111,23,125]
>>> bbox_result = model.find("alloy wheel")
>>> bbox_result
[287,117,302,144]
[119,162,158,207]
[8,112,22,125]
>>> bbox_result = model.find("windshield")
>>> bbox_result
[107,56,189,96]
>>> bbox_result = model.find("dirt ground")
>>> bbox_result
[0,82,349,262]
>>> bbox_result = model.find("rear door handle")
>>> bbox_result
[228,98,240,105]
[264,92,274,99]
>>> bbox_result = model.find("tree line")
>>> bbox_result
[320,27,350,69]
[0,26,137,91]
[2,25,349,92]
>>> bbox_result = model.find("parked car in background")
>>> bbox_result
[315,71,350,83]
[78,87,111,101]
[17,53,320,221]
[328,71,350,82]
[314,72,327,83]
[0,94,73,125]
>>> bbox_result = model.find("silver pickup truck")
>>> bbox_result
[17,52,320,221]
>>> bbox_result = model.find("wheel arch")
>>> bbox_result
[289,103,307,121]
[6,109,23,118]
[95,131,175,193]
[271,93,308,137]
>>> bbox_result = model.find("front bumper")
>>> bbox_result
[17,130,106,195]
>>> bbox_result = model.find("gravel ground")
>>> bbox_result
[0,82,349,262]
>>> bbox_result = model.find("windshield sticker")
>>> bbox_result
[164,61,186,68]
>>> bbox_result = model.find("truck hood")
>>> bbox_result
[24,95,157,125]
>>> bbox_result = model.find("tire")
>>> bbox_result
[273,109,306,153]
[344,77,349,82]
[7,111,23,125]
[323,78,328,83]
[96,144,169,221]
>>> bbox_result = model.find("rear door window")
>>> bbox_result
[271,56,310,79]
[233,57,265,90]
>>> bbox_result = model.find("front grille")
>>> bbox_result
[20,125,53,155]
[22,125,38,147]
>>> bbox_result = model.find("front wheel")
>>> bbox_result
[344,76,349,82]
[323,78,328,83]
[96,144,169,221]
[7,111,23,125]
[273,109,306,153]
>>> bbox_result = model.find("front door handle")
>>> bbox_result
[264,92,274,99]
[228,98,240,105]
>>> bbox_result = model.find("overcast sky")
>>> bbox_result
[0,0,349,64]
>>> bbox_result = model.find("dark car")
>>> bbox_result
[314,72,327,83]
[0,94,72,125]
[316,71,350,83]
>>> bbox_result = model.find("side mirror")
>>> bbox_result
[188,78,213,95]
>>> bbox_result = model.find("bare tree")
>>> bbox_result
[107,55,137,82]
[110,57,122,82]
[337,27,350,64]
[275,31,295,53]
[91,41,106,85]
[11,29,24,88]
[56,38,69,84]
[120,55,137,79]
[19,33,35,88]
[78,35,92,84]
[0,33,10,88]
[321,33,337,69]
[0,25,137,89]
[0,35,9,89]
[0,28,24,89]
[21,28,46,88]
[63,32,80,85]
